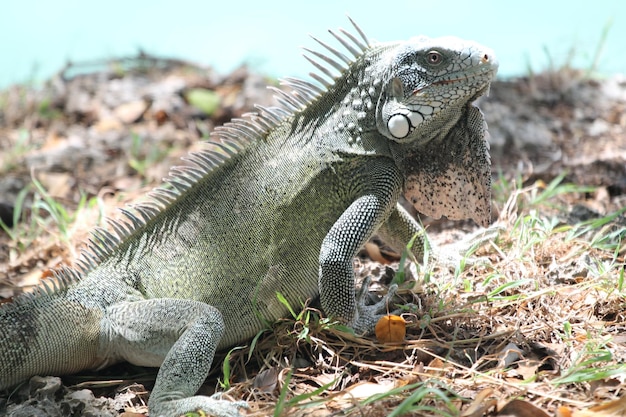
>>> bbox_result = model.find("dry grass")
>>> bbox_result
[1,160,624,417]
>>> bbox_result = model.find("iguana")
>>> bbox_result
[0,18,498,417]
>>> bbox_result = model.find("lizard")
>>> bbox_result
[0,17,498,417]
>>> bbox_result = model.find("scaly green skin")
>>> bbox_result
[0,20,497,417]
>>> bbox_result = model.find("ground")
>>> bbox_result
[0,55,624,417]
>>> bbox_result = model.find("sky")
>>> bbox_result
[0,0,624,87]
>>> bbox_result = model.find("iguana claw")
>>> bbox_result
[351,276,400,335]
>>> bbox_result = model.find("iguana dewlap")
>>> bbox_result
[0,18,497,417]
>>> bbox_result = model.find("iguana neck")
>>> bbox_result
[288,46,391,157]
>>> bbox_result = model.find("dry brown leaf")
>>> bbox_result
[253,367,279,393]
[340,381,395,399]
[462,388,497,417]
[38,172,73,199]
[375,314,406,343]
[573,396,626,417]
[16,269,45,290]
[426,357,447,375]
[364,242,388,264]
[114,100,148,124]
[40,131,65,151]
[300,373,337,389]
[498,399,550,417]
[93,117,123,132]
[513,360,540,380]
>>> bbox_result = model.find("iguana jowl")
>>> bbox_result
[0,19,498,417]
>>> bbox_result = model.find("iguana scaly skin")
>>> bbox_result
[0,19,497,417]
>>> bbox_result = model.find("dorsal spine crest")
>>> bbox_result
[15,18,373,299]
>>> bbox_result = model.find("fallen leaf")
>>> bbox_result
[498,399,550,417]
[38,172,73,199]
[113,100,148,124]
[364,242,387,264]
[462,388,496,417]
[93,117,123,132]
[512,359,540,380]
[573,396,626,417]
[340,381,394,399]
[426,357,447,375]
[253,367,279,393]
[375,314,406,343]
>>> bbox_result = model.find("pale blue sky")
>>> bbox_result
[1,0,624,87]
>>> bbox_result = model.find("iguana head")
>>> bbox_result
[374,36,498,227]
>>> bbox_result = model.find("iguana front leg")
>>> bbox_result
[319,191,499,336]
[318,160,403,335]
[102,299,246,417]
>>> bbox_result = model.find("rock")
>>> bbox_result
[587,118,610,136]
[4,376,119,417]
[64,390,118,417]
[5,376,64,417]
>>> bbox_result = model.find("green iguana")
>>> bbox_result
[0,18,498,417]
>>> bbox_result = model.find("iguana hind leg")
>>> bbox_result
[103,298,246,417]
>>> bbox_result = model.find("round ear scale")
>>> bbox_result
[386,110,425,140]
[387,114,411,139]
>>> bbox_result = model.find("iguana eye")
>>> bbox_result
[427,51,442,65]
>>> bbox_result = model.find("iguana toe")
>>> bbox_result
[351,278,400,335]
